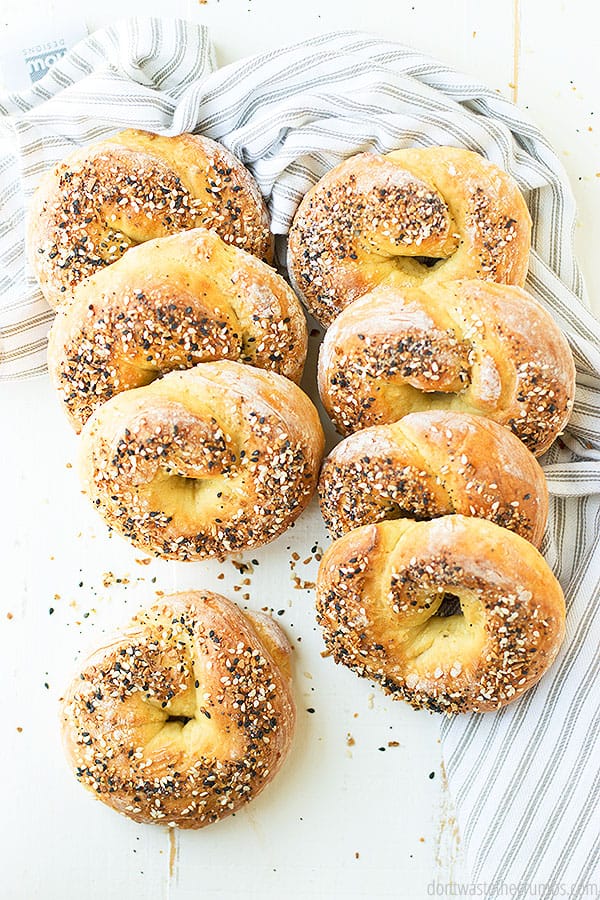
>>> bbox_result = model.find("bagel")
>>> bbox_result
[48,228,307,431]
[29,129,273,307]
[288,147,531,326]
[318,279,575,455]
[318,411,548,546]
[61,591,295,827]
[78,361,324,560]
[316,516,565,713]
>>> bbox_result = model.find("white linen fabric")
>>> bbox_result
[1,18,598,892]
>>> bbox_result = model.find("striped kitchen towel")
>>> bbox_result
[1,18,598,893]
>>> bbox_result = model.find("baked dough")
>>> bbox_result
[29,129,273,307]
[318,279,575,455]
[78,361,325,560]
[61,591,295,827]
[288,147,531,325]
[319,411,548,546]
[48,228,307,431]
[316,516,565,713]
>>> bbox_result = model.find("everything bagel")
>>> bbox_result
[316,516,565,713]
[48,228,307,431]
[29,129,273,307]
[318,411,548,546]
[61,591,296,827]
[78,361,324,560]
[318,279,575,455]
[288,147,531,326]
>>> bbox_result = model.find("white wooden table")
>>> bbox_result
[1,3,598,899]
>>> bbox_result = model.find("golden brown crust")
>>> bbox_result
[318,279,575,456]
[318,411,548,546]
[61,591,296,828]
[316,516,565,713]
[78,360,325,560]
[28,129,273,307]
[288,147,531,326]
[47,228,308,431]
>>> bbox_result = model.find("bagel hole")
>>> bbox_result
[165,714,193,725]
[380,503,430,523]
[413,255,444,269]
[434,592,463,618]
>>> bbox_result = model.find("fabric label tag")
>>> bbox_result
[0,17,87,90]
